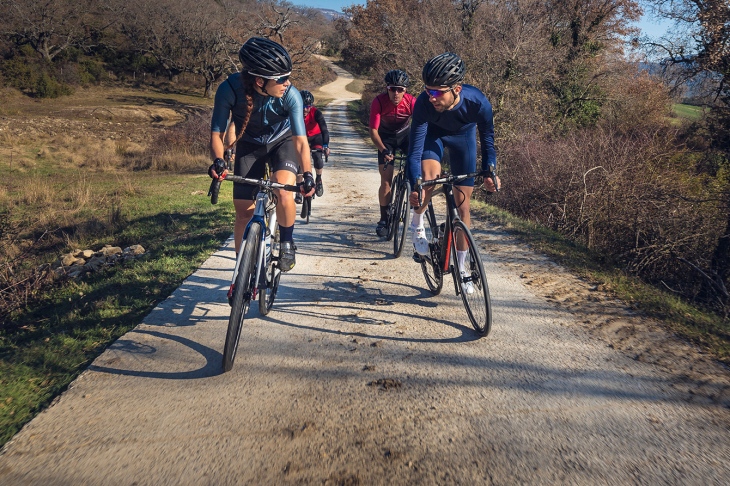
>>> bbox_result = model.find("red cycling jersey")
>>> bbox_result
[369,93,416,133]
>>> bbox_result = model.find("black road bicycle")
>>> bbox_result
[300,147,328,224]
[383,150,411,258]
[413,169,499,336]
[209,174,301,371]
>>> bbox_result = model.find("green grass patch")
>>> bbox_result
[0,171,233,447]
[472,200,730,364]
[673,103,705,121]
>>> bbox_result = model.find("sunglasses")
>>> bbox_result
[387,86,406,93]
[256,73,292,84]
[304,105,312,109]
[423,86,453,98]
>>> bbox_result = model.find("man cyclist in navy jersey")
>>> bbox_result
[407,52,500,292]
[208,37,315,272]
[370,69,416,237]
[294,90,330,204]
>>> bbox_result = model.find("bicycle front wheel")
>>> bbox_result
[223,222,262,372]
[451,220,492,335]
[259,224,281,316]
[420,203,443,295]
[385,173,401,241]
[392,180,410,258]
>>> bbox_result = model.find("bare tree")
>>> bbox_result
[0,0,101,62]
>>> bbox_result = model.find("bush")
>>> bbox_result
[34,72,73,98]
[497,125,730,309]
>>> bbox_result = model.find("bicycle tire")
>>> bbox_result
[392,180,411,258]
[259,224,281,315]
[223,222,262,372]
[385,173,401,241]
[419,203,443,295]
[451,220,492,335]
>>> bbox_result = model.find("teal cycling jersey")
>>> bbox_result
[211,72,307,145]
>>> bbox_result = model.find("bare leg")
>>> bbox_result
[233,199,255,254]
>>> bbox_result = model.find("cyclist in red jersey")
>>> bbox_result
[369,70,417,237]
[294,90,330,203]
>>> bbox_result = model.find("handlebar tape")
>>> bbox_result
[208,178,222,205]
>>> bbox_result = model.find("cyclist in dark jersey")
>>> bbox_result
[407,52,500,288]
[369,69,417,237]
[295,90,330,203]
[208,37,315,272]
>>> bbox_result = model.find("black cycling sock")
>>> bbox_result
[316,174,322,181]
[380,205,388,221]
[279,225,294,242]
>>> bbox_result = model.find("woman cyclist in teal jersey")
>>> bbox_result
[407,52,501,277]
[369,69,417,236]
[208,37,315,272]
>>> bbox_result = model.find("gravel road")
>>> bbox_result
[1,61,728,486]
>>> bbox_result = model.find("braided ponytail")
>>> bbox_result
[225,73,257,150]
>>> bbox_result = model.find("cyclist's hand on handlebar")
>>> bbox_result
[381,148,394,163]
[409,190,422,208]
[208,157,228,180]
[300,171,316,197]
[483,173,501,193]
[324,145,330,157]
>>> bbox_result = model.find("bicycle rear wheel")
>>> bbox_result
[451,220,492,335]
[259,224,281,315]
[419,203,443,295]
[392,180,411,258]
[223,222,262,372]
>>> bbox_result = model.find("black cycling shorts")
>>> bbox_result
[377,126,410,165]
[233,134,298,200]
[308,133,325,170]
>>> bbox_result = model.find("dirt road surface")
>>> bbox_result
[1,61,729,485]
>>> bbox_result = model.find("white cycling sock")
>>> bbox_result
[411,211,424,228]
[457,250,468,271]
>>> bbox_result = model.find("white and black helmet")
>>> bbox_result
[422,52,465,87]
[384,69,409,87]
[238,37,292,77]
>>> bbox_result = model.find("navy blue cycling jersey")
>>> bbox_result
[211,72,307,145]
[407,84,496,186]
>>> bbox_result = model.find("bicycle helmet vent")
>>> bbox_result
[422,52,465,87]
[384,69,409,87]
[238,37,292,77]
[300,90,314,105]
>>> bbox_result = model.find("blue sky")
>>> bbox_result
[293,1,670,37]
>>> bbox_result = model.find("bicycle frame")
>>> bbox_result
[418,170,495,288]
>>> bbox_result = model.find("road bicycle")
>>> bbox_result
[299,147,328,224]
[208,173,301,371]
[412,169,499,336]
[382,150,411,258]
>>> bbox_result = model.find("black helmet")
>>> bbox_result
[384,69,409,87]
[300,90,314,106]
[422,52,465,87]
[238,37,292,77]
